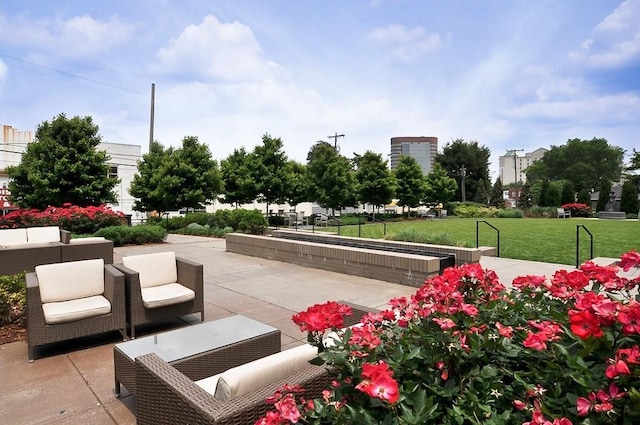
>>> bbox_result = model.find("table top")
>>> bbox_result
[114,315,278,363]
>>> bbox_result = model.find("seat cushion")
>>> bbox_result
[122,252,177,288]
[36,259,105,303]
[140,283,195,308]
[27,226,61,243]
[0,228,28,247]
[69,237,106,245]
[42,295,111,324]
[195,343,318,401]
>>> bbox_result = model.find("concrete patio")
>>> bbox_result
[0,234,586,424]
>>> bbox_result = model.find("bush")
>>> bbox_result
[497,208,524,218]
[527,206,557,218]
[562,202,592,218]
[94,225,167,246]
[0,273,26,325]
[387,229,471,247]
[268,215,286,227]
[0,204,124,234]
[452,203,499,218]
[235,209,268,234]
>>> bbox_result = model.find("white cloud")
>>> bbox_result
[0,14,134,60]
[569,0,640,68]
[367,24,446,61]
[156,15,286,82]
[0,59,7,83]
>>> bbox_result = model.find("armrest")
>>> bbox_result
[112,263,142,301]
[26,272,46,328]
[176,257,203,292]
[59,229,71,244]
[103,264,125,304]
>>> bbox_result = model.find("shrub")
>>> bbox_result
[182,212,210,226]
[259,251,640,425]
[0,204,124,234]
[527,206,557,218]
[497,208,524,218]
[268,215,286,227]
[562,202,592,218]
[452,203,499,218]
[94,225,166,246]
[0,273,26,325]
[235,209,268,234]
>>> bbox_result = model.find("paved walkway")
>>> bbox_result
[0,235,592,424]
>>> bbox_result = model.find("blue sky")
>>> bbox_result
[0,0,638,180]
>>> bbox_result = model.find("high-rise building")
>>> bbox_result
[389,136,438,175]
[498,148,547,185]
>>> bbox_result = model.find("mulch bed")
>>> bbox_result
[0,324,26,345]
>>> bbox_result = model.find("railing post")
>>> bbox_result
[476,220,500,257]
[576,225,594,267]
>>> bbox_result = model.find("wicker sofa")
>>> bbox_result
[0,227,114,275]
[134,303,377,424]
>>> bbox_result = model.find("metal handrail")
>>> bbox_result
[358,213,387,237]
[576,224,593,267]
[476,220,500,257]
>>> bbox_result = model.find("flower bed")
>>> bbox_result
[258,250,640,424]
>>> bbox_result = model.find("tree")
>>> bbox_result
[7,113,118,209]
[561,181,576,205]
[473,179,490,205]
[220,147,258,207]
[251,134,289,214]
[282,160,309,210]
[425,163,457,205]
[355,151,396,215]
[129,141,175,214]
[620,180,639,214]
[527,138,624,192]
[489,177,505,208]
[130,137,222,214]
[394,156,427,216]
[434,139,490,202]
[306,141,357,212]
[596,180,612,212]
[517,182,533,209]
[576,188,591,205]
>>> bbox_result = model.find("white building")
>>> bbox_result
[389,136,438,175]
[498,148,547,185]
[0,124,142,219]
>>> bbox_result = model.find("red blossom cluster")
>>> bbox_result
[561,202,592,217]
[354,361,399,404]
[0,203,124,232]
[291,301,352,333]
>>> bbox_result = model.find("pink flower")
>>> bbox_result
[619,250,640,272]
[495,322,514,338]
[355,361,400,404]
[274,393,301,423]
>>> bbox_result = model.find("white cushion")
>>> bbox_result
[0,228,27,246]
[42,295,111,324]
[36,259,105,303]
[202,343,318,401]
[140,283,195,308]
[27,226,61,243]
[69,237,106,245]
[122,252,177,288]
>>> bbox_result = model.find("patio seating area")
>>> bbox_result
[0,234,586,424]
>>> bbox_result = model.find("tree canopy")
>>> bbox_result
[219,147,258,207]
[394,155,427,213]
[306,141,357,212]
[434,139,490,202]
[355,150,396,213]
[7,113,118,209]
[525,138,624,192]
[252,134,289,212]
[425,163,458,205]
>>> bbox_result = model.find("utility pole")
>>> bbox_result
[149,83,155,153]
[460,164,466,202]
[328,132,345,151]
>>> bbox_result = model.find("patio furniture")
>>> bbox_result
[114,251,204,338]
[0,226,71,275]
[557,207,571,218]
[26,258,126,361]
[113,315,280,397]
[60,237,114,264]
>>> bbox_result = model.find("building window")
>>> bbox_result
[108,166,118,179]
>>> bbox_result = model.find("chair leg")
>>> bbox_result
[200,311,204,322]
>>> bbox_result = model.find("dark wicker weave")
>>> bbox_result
[60,239,114,264]
[113,257,204,338]
[0,229,72,275]
[26,264,127,361]
[135,352,332,425]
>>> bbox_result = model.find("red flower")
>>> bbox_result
[568,310,603,339]
[619,250,640,272]
[617,302,640,335]
[292,301,352,333]
[495,322,514,338]
[355,361,400,404]
[274,393,301,423]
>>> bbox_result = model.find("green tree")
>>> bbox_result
[306,141,357,212]
[620,180,639,214]
[596,180,612,212]
[517,182,533,209]
[527,138,624,192]
[282,160,309,211]
[355,151,396,215]
[394,156,427,216]
[561,181,576,205]
[576,188,591,205]
[489,177,505,208]
[7,113,118,209]
[425,163,457,205]
[474,179,490,205]
[251,134,289,214]
[434,139,490,202]
[220,147,258,208]
[129,141,175,214]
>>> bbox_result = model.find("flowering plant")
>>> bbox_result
[258,251,640,424]
[561,203,592,218]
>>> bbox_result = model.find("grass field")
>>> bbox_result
[321,217,640,266]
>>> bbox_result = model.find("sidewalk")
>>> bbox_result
[0,235,583,424]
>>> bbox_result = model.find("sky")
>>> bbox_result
[0,0,639,181]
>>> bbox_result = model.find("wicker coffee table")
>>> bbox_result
[113,315,280,396]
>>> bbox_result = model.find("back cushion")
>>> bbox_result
[122,252,177,288]
[214,343,318,400]
[36,259,105,303]
[27,226,61,243]
[0,228,28,246]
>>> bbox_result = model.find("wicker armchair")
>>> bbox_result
[26,260,126,361]
[135,351,332,425]
[114,252,204,338]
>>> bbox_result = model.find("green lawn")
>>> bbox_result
[322,217,640,266]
